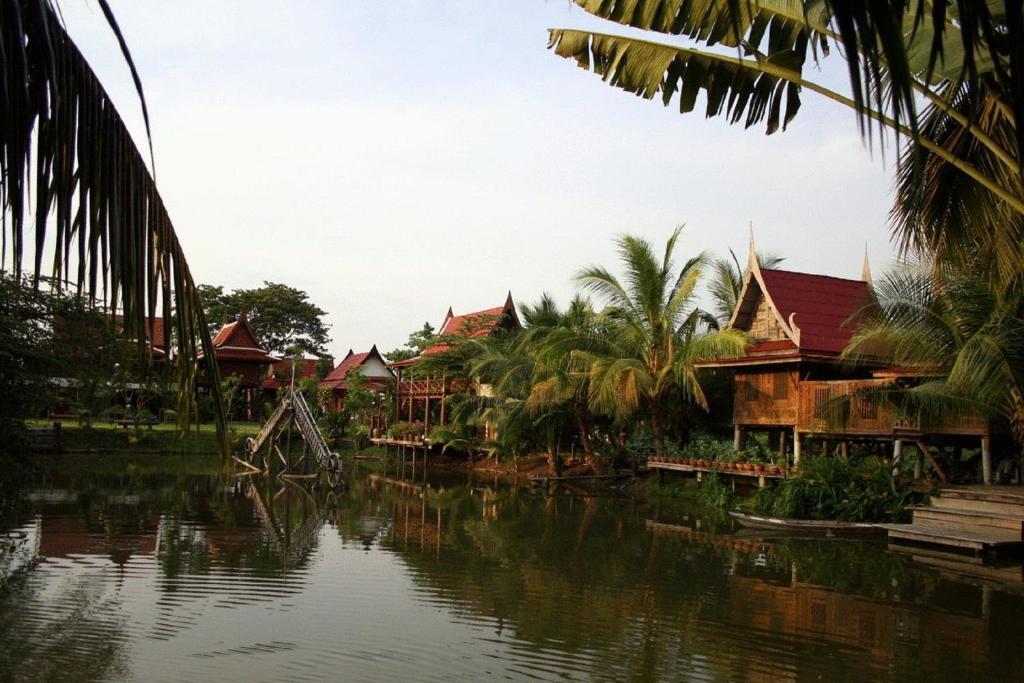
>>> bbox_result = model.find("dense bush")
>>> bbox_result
[748,456,919,523]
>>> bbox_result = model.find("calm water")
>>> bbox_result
[0,459,1022,682]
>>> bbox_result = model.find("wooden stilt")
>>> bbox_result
[982,435,993,484]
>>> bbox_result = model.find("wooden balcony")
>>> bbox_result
[396,377,470,399]
[735,377,990,438]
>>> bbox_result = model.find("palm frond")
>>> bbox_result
[1,0,226,451]
[548,28,804,135]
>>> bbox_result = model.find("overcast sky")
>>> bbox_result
[61,1,898,361]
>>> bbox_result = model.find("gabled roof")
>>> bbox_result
[714,234,873,365]
[421,292,520,357]
[757,268,872,354]
[262,357,325,390]
[321,345,393,390]
[113,316,168,357]
[203,311,277,363]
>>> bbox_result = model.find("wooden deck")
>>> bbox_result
[886,486,1024,556]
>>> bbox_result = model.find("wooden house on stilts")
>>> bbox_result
[388,293,520,436]
[697,236,998,483]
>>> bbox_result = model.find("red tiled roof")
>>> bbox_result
[262,357,324,390]
[422,306,507,356]
[202,313,277,364]
[320,351,369,389]
[113,316,168,356]
[321,347,392,390]
[759,268,872,355]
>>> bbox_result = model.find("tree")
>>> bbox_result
[385,322,437,363]
[843,264,1024,451]
[1,1,226,450]
[199,281,331,356]
[547,2,1024,281]
[576,226,748,455]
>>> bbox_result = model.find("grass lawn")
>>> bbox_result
[25,418,259,455]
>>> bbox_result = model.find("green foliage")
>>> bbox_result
[199,281,331,356]
[695,472,734,510]
[320,411,348,441]
[385,322,436,363]
[748,457,920,523]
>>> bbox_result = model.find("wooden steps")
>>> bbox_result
[886,486,1024,555]
[883,524,1020,551]
[910,506,1024,542]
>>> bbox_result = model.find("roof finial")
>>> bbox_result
[238,307,248,323]
[861,243,873,284]
[747,221,757,273]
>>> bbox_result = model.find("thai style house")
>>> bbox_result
[320,346,394,412]
[262,356,329,400]
[389,293,521,434]
[200,311,278,420]
[698,242,998,483]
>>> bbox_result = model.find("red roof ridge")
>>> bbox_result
[760,267,867,286]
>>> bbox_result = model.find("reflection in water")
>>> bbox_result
[0,463,1021,682]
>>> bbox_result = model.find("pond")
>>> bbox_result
[0,458,1021,682]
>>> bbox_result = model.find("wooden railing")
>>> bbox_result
[291,388,337,471]
[396,377,470,398]
[796,380,988,436]
[245,387,340,474]
[797,380,894,435]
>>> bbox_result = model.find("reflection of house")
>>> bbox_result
[200,311,277,420]
[697,240,996,478]
[319,346,393,412]
[389,293,520,432]
[729,574,993,676]
[38,514,158,566]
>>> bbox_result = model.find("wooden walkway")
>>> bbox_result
[647,460,786,488]
[243,387,342,483]
[886,486,1024,556]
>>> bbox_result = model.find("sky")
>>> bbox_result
[59,1,899,362]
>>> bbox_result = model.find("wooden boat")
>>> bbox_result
[728,511,886,536]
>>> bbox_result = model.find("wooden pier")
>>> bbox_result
[647,459,787,489]
[884,486,1024,556]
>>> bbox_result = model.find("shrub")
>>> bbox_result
[696,472,734,509]
[749,456,919,523]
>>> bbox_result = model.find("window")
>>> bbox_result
[772,373,789,400]
[813,387,832,418]
[859,398,878,420]
[745,378,759,402]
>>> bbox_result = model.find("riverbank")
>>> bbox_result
[21,419,258,455]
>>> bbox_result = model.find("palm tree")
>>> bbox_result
[1,1,226,449]
[708,248,784,328]
[843,264,1024,450]
[547,2,1024,278]
[576,226,748,455]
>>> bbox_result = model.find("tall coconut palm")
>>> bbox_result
[1,1,226,449]
[547,2,1024,278]
[708,248,784,328]
[843,265,1024,450]
[520,294,607,471]
[576,226,748,455]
